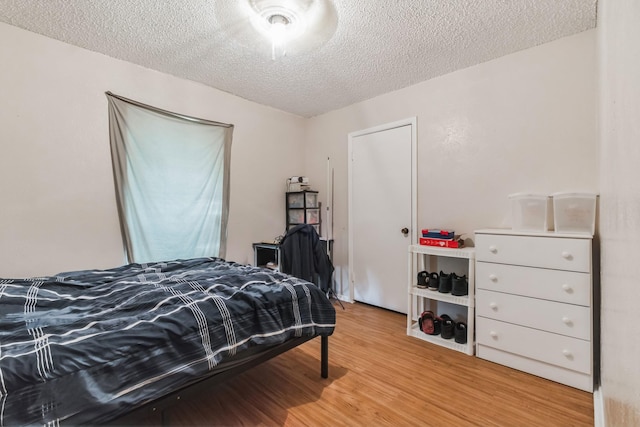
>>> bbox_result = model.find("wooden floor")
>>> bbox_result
[159,302,594,426]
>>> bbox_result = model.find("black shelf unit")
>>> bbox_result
[286,190,320,234]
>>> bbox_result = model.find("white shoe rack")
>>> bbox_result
[407,244,476,355]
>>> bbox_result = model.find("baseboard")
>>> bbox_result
[594,385,605,427]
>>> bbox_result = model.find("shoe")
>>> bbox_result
[418,311,436,334]
[454,322,468,344]
[433,315,442,336]
[426,272,439,291]
[440,314,455,339]
[451,273,468,296]
[417,271,429,289]
[438,271,452,293]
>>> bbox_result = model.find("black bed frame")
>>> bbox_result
[94,335,329,426]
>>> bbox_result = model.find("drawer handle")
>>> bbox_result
[489,274,498,282]
[489,302,498,310]
[489,245,498,254]
[561,283,573,293]
[561,251,573,260]
[562,316,573,326]
[562,349,574,360]
[490,331,498,339]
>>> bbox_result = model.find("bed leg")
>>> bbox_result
[161,409,169,427]
[321,335,329,378]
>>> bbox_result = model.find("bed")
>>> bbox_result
[0,257,336,425]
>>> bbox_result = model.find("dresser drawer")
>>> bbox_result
[476,289,591,340]
[475,233,591,272]
[476,262,591,306]
[477,317,591,374]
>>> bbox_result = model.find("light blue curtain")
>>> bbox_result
[106,92,233,264]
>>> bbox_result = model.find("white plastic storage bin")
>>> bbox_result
[552,192,597,235]
[509,193,551,232]
[288,210,304,224]
[305,192,319,208]
[287,193,304,208]
[307,209,320,223]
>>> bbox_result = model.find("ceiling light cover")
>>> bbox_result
[213,0,338,59]
[268,13,290,59]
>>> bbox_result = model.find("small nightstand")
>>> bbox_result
[252,239,333,272]
[252,242,281,271]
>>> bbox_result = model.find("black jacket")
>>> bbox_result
[280,224,334,292]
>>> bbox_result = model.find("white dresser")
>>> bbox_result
[474,229,595,392]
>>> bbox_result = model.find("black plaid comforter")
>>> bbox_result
[0,257,336,426]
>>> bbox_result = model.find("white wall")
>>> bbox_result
[598,0,640,424]
[305,30,598,297]
[0,22,305,277]
[0,22,599,297]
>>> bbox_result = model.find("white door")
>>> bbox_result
[348,118,416,313]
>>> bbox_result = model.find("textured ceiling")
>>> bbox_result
[0,0,597,118]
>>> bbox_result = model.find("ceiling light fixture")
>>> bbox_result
[268,13,290,60]
[225,1,337,60]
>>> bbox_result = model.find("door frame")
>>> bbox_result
[347,117,418,304]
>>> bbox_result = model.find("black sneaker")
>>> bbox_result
[427,272,439,291]
[454,322,468,344]
[440,314,455,339]
[451,274,468,296]
[433,315,442,335]
[417,271,429,289]
[438,271,452,293]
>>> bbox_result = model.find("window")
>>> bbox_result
[106,92,233,263]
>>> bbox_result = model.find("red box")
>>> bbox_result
[419,237,463,248]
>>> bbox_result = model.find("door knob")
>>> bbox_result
[401,227,409,235]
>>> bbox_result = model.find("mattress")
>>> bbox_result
[0,257,336,425]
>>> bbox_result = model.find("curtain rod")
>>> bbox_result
[105,91,234,128]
